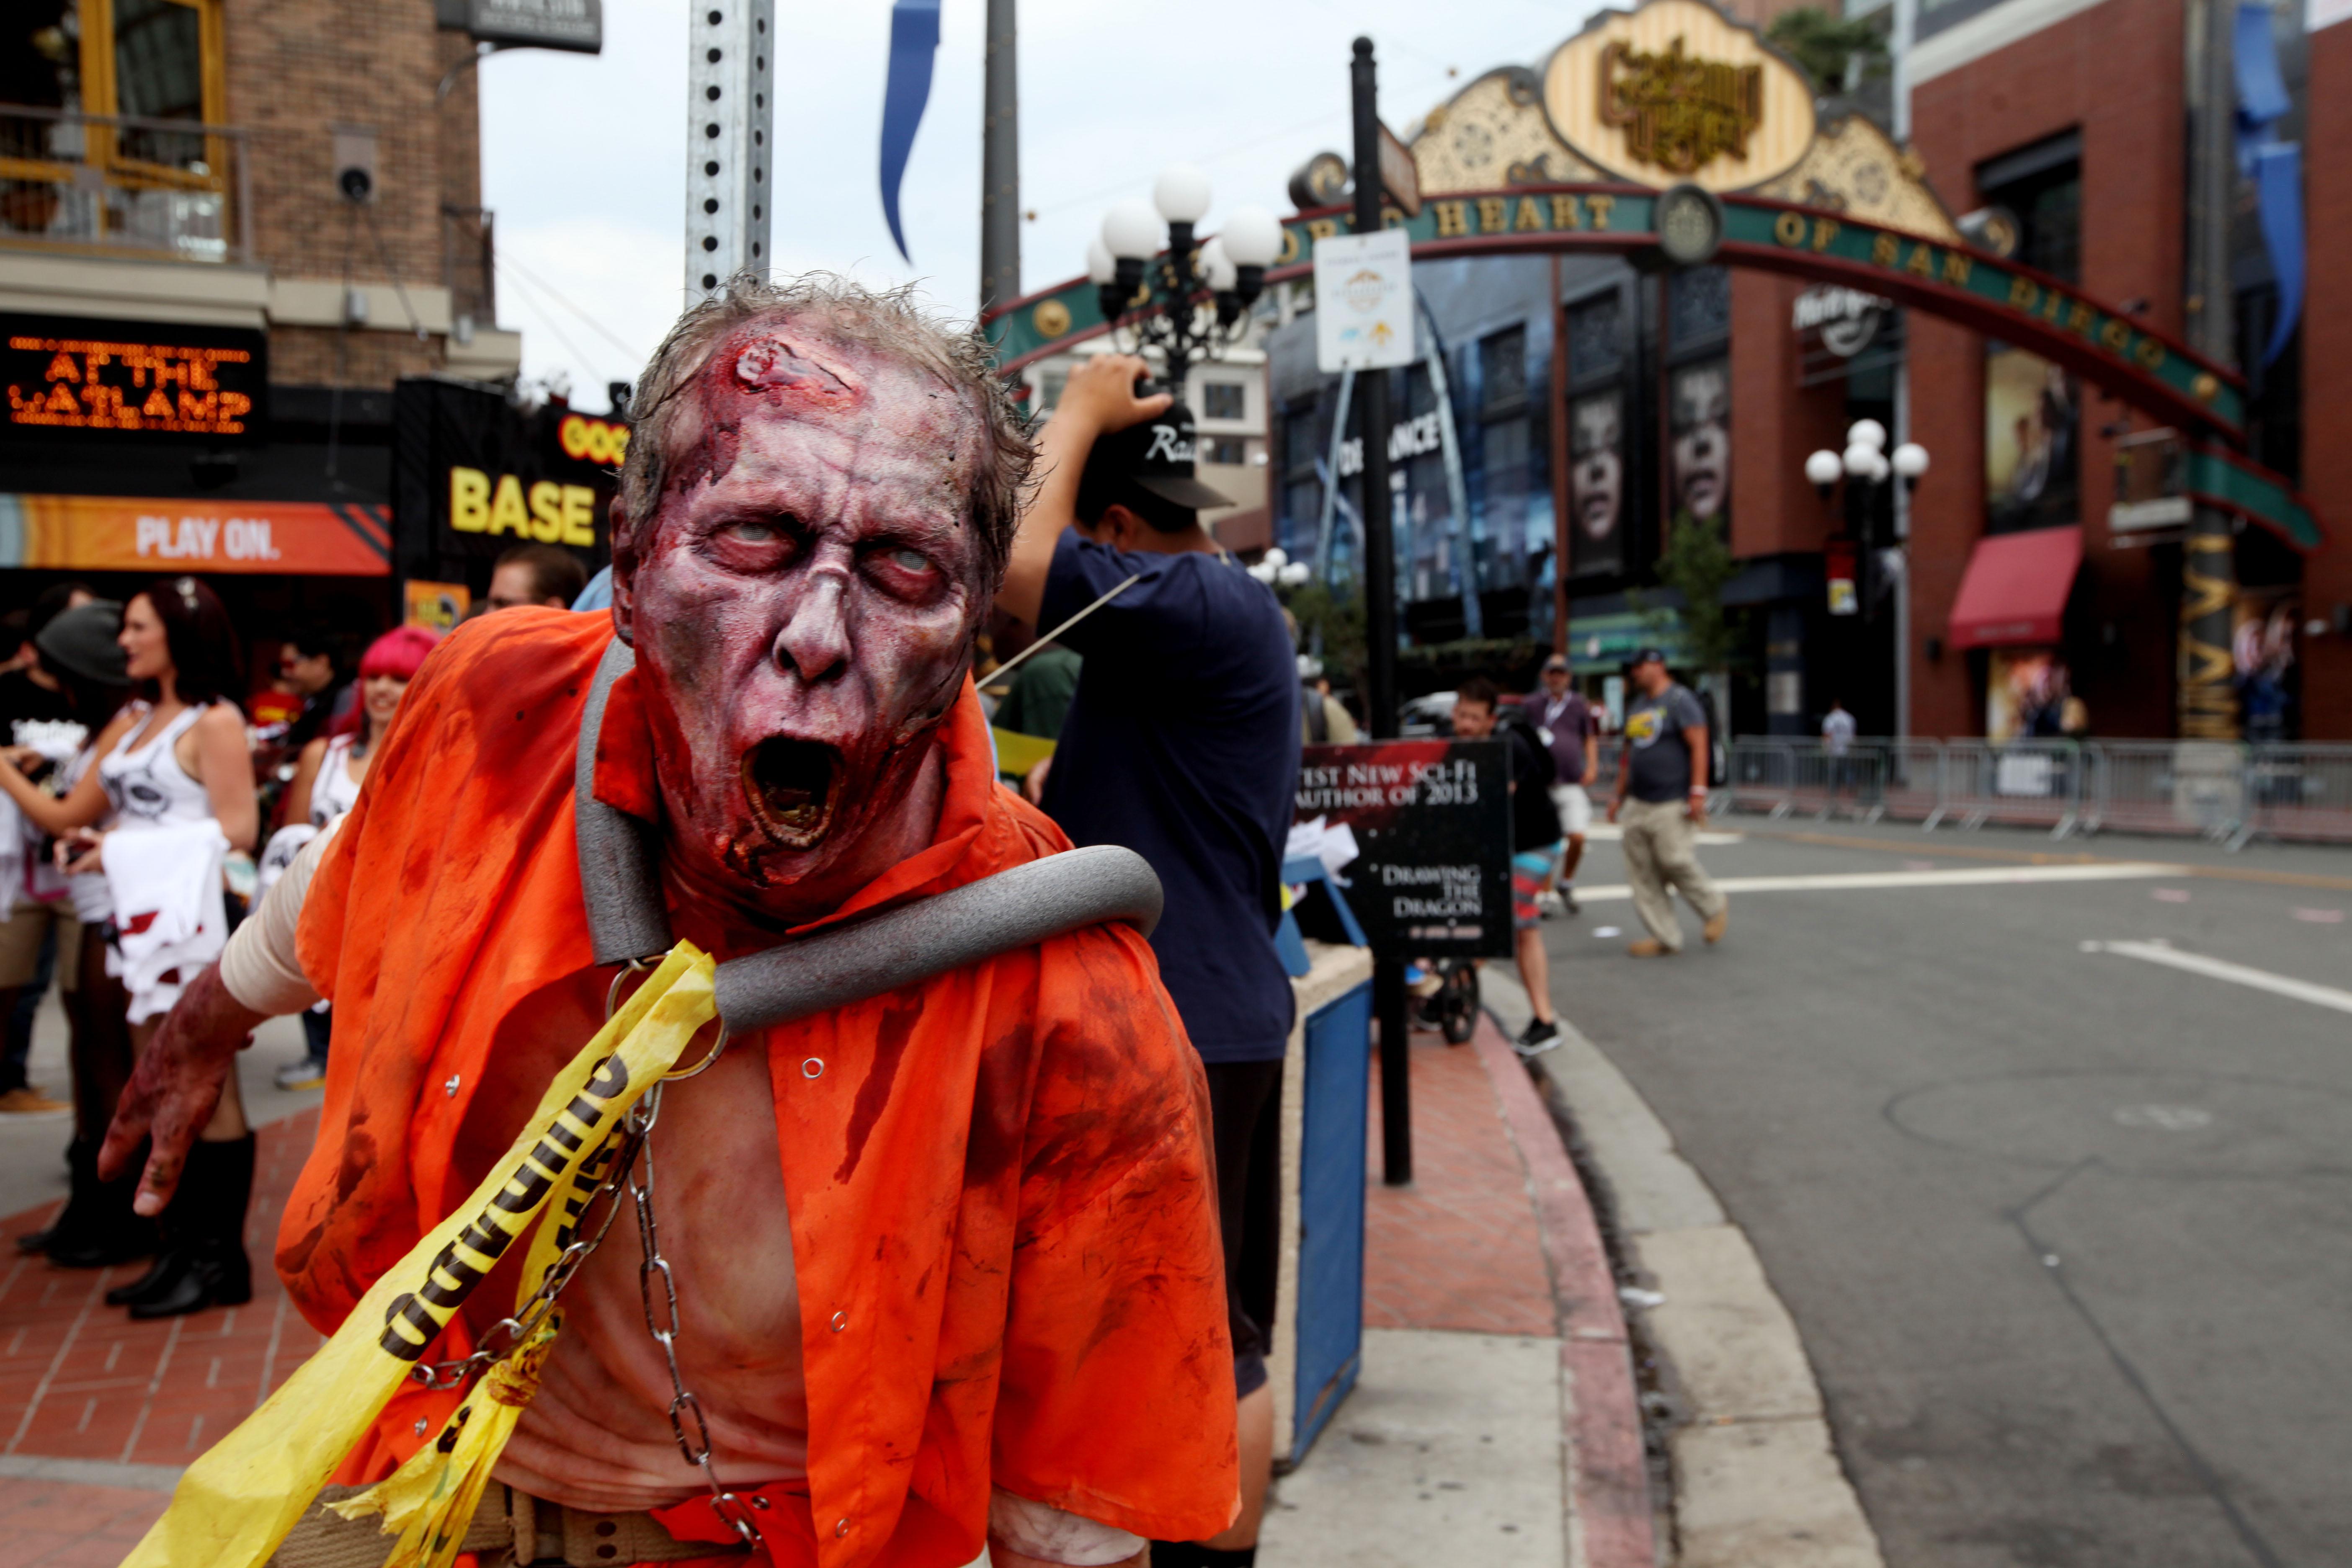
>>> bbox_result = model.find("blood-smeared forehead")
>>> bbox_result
[729,329,862,412]
[654,315,979,515]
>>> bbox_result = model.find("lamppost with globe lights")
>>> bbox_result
[1804,420,1928,725]
[1086,165,1286,396]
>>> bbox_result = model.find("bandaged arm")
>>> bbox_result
[217,816,340,1016]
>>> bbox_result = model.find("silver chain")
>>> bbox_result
[408,975,760,1546]
[625,1081,762,1543]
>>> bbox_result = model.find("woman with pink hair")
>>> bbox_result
[271,624,438,1094]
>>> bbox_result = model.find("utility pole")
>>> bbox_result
[2179,0,2239,740]
[1352,36,1411,1188]
[684,0,776,297]
[979,0,1020,312]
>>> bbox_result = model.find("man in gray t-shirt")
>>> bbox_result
[1607,649,1726,956]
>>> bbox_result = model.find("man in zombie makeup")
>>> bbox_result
[102,278,1238,1568]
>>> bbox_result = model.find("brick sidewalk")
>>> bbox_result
[0,1110,324,1565]
[1364,1029,1558,1338]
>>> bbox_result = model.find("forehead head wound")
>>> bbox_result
[730,330,862,411]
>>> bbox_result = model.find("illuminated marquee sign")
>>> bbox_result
[1,314,268,444]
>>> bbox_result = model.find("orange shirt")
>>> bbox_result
[285,609,1238,1566]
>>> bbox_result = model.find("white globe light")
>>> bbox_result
[1847,418,1887,451]
[1804,449,1843,487]
[1262,546,1288,568]
[1248,560,1279,584]
[1085,237,1116,286]
[1220,206,1284,268]
[1199,236,1239,293]
[1891,441,1931,479]
[1102,200,1165,262]
[1867,452,1892,484]
[1280,561,1313,586]
[1154,163,1213,225]
[1843,443,1877,478]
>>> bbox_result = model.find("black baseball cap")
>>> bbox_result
[36,601,128,686]
[1077,383,1234,526]
[1625,646,1669,671]
[1542,653,1571,673]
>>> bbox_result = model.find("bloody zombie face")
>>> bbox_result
[613,317,991,908]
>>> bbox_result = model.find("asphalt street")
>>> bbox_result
[1541,815,2352,1568]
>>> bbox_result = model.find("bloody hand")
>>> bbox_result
[99,964,267,1215]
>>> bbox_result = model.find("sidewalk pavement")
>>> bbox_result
[0,1106,323,1564]
[1260,1014,1653,1568]
[0,1017,1655,1568]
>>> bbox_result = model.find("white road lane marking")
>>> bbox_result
[1569,861,2182,903]
[2082,939,2352,1017]
[1583,823,1745,845]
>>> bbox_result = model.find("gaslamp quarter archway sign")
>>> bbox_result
[985,0,2317,543]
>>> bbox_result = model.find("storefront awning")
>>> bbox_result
[1947,525,2081,650]
[0,494,390,576]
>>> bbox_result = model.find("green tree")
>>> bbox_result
[1638,510,1744,679]
[1767,6,1888,94]
[1281,578,1367,698]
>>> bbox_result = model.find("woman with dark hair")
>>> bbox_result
[269,623,437,1090]
[0,575,260,1316]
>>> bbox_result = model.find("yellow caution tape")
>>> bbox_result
[120,941,719,1568]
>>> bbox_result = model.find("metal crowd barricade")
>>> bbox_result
[2081,740,2243,839]
[1706,735,2352,846]
[2236,744,2352,845]
[1723,738,1797,816]
[1938,739,2087,837]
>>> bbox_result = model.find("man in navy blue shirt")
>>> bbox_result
[1000,353,1299,1568]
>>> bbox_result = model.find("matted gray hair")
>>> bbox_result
[614,272,1035,587]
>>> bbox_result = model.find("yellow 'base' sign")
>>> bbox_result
[448,467,600,546]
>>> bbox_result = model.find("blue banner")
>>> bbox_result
[2234,1,2303,372]
[878,0,942,262]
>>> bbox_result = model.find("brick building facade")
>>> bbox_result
[0,0,524,624]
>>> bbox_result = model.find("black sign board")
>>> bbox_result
[1,312,267,445]
[1296,739,1512,960]
[391,378,622,591]
[468,0,602,52]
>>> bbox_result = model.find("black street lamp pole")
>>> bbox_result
[1351,35,1411,1188]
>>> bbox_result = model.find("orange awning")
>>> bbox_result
[1947,525,2081,650]
[0,494,390,576]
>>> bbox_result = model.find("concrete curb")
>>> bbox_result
[1468,1017,1658,1568]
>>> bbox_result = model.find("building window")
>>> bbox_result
[1202,381,1247,421]
[1204,436,1248,466]
[1,0,229,252]
[1568,295,1622,383]
[1668,266,1730,347]
[1030,365,1067,419]
[1479,326,1527,411]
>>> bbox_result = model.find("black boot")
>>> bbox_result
[126,1134,253,1320]
[43,1137,156,1269]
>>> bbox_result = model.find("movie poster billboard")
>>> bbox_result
[1295,739,1511,960]
[1667,358,1729,524]
[1568,389,1625,576]
[2234,588,2299,742]
[1985,346,2078,533]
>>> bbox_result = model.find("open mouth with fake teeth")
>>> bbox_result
[742,735,843,850]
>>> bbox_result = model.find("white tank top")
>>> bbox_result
[311,733,365,826]
[99,703,215,828]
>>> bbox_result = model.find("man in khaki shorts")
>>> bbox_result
[1606,648,1726,957]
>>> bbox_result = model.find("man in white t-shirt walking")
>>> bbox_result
[1821,697,1858,804]
[1519,653,1599,914]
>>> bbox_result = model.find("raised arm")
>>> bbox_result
[995,353,1168,627]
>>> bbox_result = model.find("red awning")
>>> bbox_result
[1946,525,2082,650]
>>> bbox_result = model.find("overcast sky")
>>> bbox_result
[478,0,1607,407]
